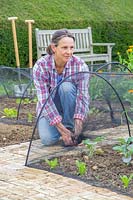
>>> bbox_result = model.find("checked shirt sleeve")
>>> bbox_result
[74,63,90,121]
[33,63,62,126]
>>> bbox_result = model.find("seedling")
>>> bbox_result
[27,113,33,122]
[32,97,38,103]
[83,136,105,158]
[16,97,37,104]
[76,160,87,176]
[113,137,133,164]
[89,107,100,115]
[17,98,31,104]
[121,109,133,124]
[45,158,58,170]
[1,108,17,118]
[120,174,133,189]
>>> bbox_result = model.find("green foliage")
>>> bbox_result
[89,76,105,100]
[0,85,5,96]
[121,109,133,124]
[118,45,133,72]
[83,136,105,158]
[45,158,58,170]
[0,0,133,67]
[89,107,100,115]
[123,87,133,106]
[113,137,133,164]
[16,97,37,104]
[120,174,133,189]
[1,108,17,118]
[16,98,31,104]
[76,160,87,176]
[27,113,33,123]
[32,97,38,103]
[90,74,133,127]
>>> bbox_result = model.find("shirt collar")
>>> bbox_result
[51,55,73,70]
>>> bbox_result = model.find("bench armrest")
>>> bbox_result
[91,43,115,64]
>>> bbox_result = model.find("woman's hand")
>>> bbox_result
[73,119,83,144]
[56,123,74,146]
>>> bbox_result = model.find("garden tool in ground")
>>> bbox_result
[25,19,35,74]
[8,17,20,68]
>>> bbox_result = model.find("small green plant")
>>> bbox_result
[113,137,133,164]
[76,160,87,176]
[32,96,38,103]
[27,113,33,122]
[83,136,105,158]
[123,89,133,107]
[121,109,133,124]
[16,98,31,104]
[120,174,133,189]
[121,88,133,124]
[45,158,58,170]
[89,107,100,115]
[16,98,37,105]
[1,108,17,118]
[16,98,21,104]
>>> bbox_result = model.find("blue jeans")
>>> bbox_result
[38,82,77,145]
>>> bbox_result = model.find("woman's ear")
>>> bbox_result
[51,44,56,54]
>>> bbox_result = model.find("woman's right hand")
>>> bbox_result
[56,123,74,146]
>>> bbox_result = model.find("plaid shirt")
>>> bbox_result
[33,54,90,126]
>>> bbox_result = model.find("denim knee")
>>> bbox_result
[58,81,76,94]
[38,117,60,146]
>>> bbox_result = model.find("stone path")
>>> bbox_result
[0,125,133,200]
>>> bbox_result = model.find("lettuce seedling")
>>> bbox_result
[83,136,105,158]
[45,158,58,170]
[113,137,133,164]
[120,174,133,189]
[76,160,87,176]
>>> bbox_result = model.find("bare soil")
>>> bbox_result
[31,144,133,197]
[0,97,36,147]
[0,97,119,147]
[0,97,133,197]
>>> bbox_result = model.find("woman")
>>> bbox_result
[33,29,90,146]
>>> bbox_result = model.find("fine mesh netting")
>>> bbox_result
[25,64,133,166]
[0,66,37,125]
[0,64,132,166]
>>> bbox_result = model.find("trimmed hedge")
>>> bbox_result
[0,19,133,68]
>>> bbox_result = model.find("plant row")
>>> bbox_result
[44,136,133,189]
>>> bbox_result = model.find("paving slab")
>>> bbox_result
[0,125,133,200]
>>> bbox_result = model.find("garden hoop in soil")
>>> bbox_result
[25,71,132,166]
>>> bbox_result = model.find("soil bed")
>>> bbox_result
[30,144,133,197]
[0,97,36,147]
[0,97,121,147]
[1,97,133,197]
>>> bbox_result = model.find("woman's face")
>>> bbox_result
[52,36,74,66]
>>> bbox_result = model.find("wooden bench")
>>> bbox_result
[35,27,115,70]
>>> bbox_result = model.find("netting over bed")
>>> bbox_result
[0,66,37,125]
[25,63,133,166]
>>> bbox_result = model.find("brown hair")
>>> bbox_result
[46,29,75,55]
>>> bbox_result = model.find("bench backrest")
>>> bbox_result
[35,27,93,58]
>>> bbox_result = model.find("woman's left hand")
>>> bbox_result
[73,119,83,144]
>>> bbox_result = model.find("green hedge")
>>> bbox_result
[0,19,133,68]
